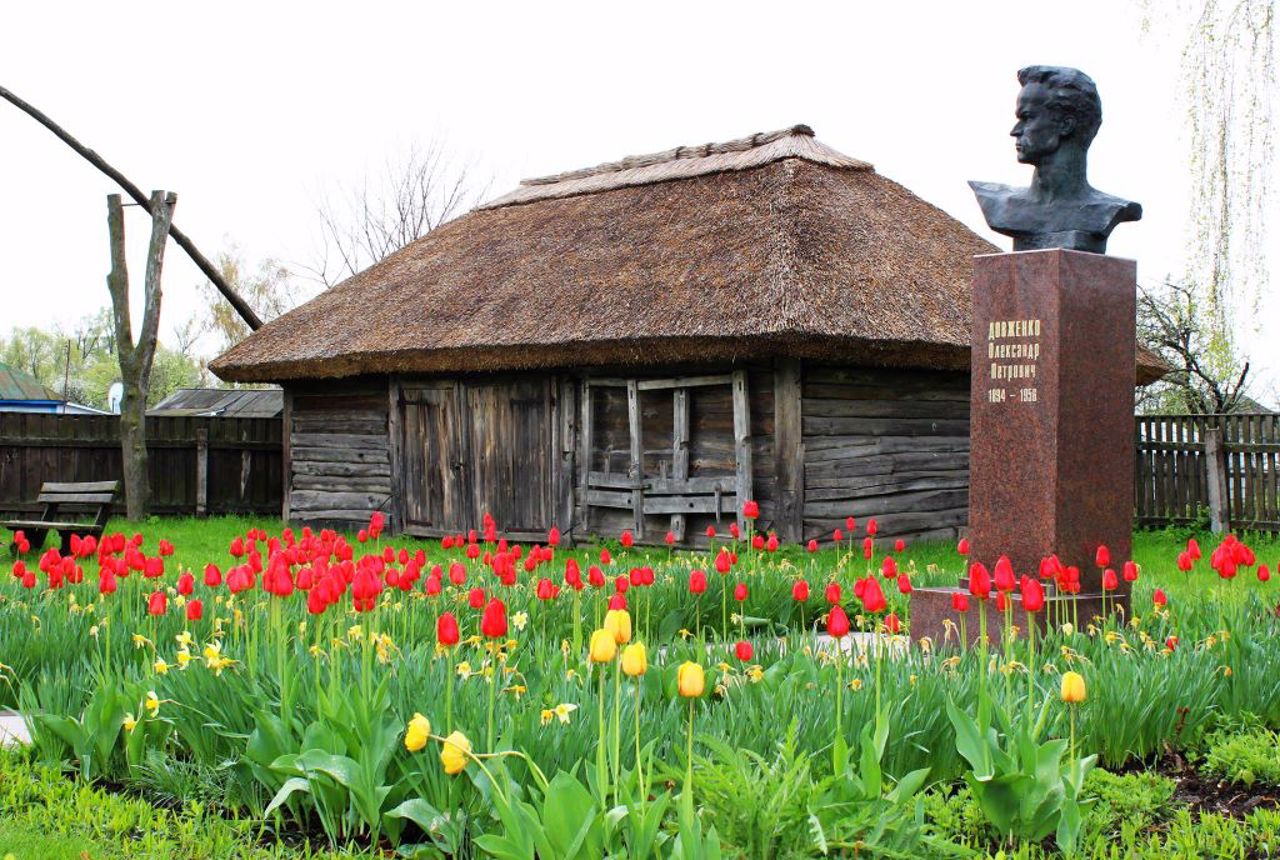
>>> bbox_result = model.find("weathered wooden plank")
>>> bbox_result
[586,488,634,509]
[386,378,405,534]
[34,480,119,493]
[804,435,969,456]
[803,398,971,419]
[291,415,388,435]
[773,358,803,543]
[292,476,393,493]
[289,433,388,451]
[802,416,970,437]
[805,452,971,479]
[669,386,689,541]
[805,507,969,535]
[626,379,644,537]
[805,473,970,500]
[293,460,391,478]
[290,490,391,512]
[646,475,736,494]
[642,495,739,515]
[636,374,734,391]
[291,447,389,464]
[803,382,970,402]
[557,378,576,542]
[732,369,752,531]
[35,492,117,505]
[804,488,969,518]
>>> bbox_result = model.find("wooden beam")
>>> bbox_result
[577,381,593,537]
[557,378,577,545]
[1205,425,1229,533]
[386,377,405,534]
[195,427,209,517]
[626,379,644,537]
[732,369,752,532]
[637,374,734,391]
[773,357,803,542]
[670,387,689,541]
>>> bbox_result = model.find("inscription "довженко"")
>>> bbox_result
[985,318,1041,404]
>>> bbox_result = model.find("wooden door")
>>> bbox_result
[466,378,555,535]
[400,383,469,533]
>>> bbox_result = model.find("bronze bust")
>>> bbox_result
[970,66,1141,254]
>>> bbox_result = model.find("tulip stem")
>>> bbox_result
[597,665,608,808]
[612,659,622,809]
[685,698,695,806]
[445,647,455,733]
[486,644,497,751]
[1026,614,1036,727]
[634,678,644,812]
[835,642,844,759]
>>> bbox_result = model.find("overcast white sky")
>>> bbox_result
[2,1,1276,406]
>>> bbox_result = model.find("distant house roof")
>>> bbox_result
[148,388,282,418]
[211,124,1167,385]
[0,361,62,402]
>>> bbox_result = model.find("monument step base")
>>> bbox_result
[910,586,1129,648]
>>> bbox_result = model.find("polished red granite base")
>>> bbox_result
[968,250,1137,593]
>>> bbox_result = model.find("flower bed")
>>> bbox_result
[2,512,1278,858]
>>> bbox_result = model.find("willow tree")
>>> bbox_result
[107,191,176,520]
[1141,0,1276,409]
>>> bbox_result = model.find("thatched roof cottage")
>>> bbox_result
[213,125,1161,545]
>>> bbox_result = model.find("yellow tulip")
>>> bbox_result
[440,730,472,775]
[1060,670,1086,704]
[404,712,431,752]
[621,643,647,677]
[604,609,632,645]
[590,628,618,663]
[677,661,705,698]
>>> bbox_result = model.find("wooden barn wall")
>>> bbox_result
[583,365,775,544]
[285,378,392,530]
[801,365,970,544]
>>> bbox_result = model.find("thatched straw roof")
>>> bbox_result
[212,125,1165,384]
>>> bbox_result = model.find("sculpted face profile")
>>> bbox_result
[969,66,1142,254]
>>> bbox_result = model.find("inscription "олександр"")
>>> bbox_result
[986,318,1041,403]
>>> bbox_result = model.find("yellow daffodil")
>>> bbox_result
[175,630,194,647]
[553,703,578,724]
[440,730,471,775]
[123,713,138,733]
[154,658,169,675]
[145,691,161,715]
[849,678,864,691]
[404,712,431,752]
[456,661,473,679]
[540,708,555,726]
[746,665,763,683]
[511,611,529,631]
[176,647,193,670]
[89,625,100,639]
[132,633,151,649]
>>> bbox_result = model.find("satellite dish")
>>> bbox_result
[107,382,124,414]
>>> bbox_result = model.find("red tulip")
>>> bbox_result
[665,531,676,546]
[230,536,245,558]
[957,537,970,556]
[752,534,765,551]
[1095,545,1111,568]
[705,525,717,538]
[860,577,887,613]
[1020,576,1045,612]
[480,598,507,638]
[620,530,634,548]
[897,572,913,594]
[729,522,741,540]
[733,582,748,602]
[1123,561,1139,582]
[547,526,561,547]
[437,611,460,646]
[468,587,486,609]
[144,556,164,578]
[465,543,481,560]
[894,538,906,553]
[1176,551,1193,572]
[1152,588,1168,606]
[186,599,203,621]
[616,574,630,593]
[792,579,810,601]
[866,519,878,537]
[993,555,1016,592]
[807,539,818,553]
[98,570,117,595]
[1187,538,1202,560]
[714,549,732,575]
[951,592,969,612]
[862,537,873,559]
[20,570,35,589]
[766,534,779,552]
[833,528,844,542]
[881,556,898,579]
[1165,635,1179,651]
[600,548,612,565]
[995,591,1008,612]
[845,516,856,531]
[588,565,606,588]
[968,563,991,599]
[177,571,194,596]
[884,612,902,634]
[824,582,842,604]
[608,592,627,610]
[1258,564,1270,582]
[742,499,760,520]
[827,605,851,638]
[442,535,455,550]
[734,640,754,662]
[147,590,167,615]
[536,578,557,600]
[689,569,708,594]
[357,529,369,543]
[1102,568,1118,591]
[158,539,175,557]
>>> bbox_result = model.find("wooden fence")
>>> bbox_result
[0,413,282,518]
[1136,414,1280,533]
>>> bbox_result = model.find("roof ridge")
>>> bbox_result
[480,125,872,210]
[521,124,817,186]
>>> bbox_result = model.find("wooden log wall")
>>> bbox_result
[286,380,392,530]
[801,365,971,544]
[0,412,281,517]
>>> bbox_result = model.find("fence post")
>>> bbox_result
[1205,426,1229,533]
[195,428,209,517]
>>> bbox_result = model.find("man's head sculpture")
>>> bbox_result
[970,65,1140,254]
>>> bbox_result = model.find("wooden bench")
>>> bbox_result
[3,480,119,555]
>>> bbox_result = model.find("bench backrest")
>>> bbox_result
[37,481,120,527]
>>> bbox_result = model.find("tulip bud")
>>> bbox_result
[405,712,431,752]
[677,661,705,697]
[792,579,810,602]
[440,730,471,774]
[827,605,851,638]
[894,538,906,553]
[957,537,970,556]
[1060,671,1086,703]
[621,642,647,676]
[604,608,632,644]
[1095,545,1111,568]
[1152,588,1168,607]
[825,582,842,604]
[807,539,818,553]
[437,611,460,647]
[186,599,203,621]
[733,582,748,602]
[734,640,754,662]
[590,628,618,663]
[689,569,707,594]
[951,592,970,612]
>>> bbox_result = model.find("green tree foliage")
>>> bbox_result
[0,309,200,410]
